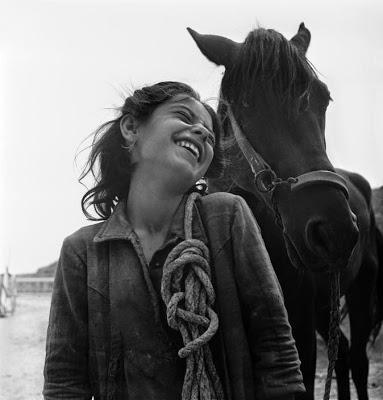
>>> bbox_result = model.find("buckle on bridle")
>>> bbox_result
[255,169,277,192]
[255,169,300,193]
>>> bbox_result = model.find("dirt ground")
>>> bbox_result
[315,332,383,399]
[0,293,50,400]
[0,294,382,400]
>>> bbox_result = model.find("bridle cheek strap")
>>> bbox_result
[226,106,349,199]
[227,106,272,174]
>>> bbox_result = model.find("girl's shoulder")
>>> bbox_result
[198,191,246,212]
[62,221,105,250]
[197,192,249,229]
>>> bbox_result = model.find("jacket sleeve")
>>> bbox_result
[43,236,93,399]
[231,196,305,399]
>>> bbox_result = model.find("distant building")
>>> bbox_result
[16,261,57,293]
[16,276,54,293]
[36,261,57,277]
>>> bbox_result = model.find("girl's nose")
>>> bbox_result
[191,123,209,141]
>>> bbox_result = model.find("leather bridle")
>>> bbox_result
[227,107,349,226]
[226,108,347,400]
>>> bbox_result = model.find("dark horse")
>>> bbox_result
[188,24,383,400]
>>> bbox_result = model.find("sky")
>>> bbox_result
[1,0,382,274]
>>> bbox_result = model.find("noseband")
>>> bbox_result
[227,107,349,226]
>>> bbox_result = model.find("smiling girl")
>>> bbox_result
[43,81,305,400]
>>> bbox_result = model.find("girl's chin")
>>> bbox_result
[175,145,199,167]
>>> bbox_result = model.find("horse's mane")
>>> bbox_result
[221,28,318,119]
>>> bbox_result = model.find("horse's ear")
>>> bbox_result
[187,27,240,69]
[290,22,311,55]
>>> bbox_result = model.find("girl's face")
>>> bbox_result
[131,94,216,191]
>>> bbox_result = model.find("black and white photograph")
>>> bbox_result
[1,0,382,399]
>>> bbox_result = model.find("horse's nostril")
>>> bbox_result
[351,212,357,224]
[305,218,359,264]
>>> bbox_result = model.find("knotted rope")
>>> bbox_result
[161,192,225,400]
[323,271,341,400]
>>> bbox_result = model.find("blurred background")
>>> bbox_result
[0,0,382,399]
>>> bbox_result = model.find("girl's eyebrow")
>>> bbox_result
[169,104,214,134]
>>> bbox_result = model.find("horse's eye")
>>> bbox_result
[299,94,310,113]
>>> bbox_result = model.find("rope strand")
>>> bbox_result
[323,271,341,400]
[161,192,225,400]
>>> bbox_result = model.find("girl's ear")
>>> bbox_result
[120,115,139,146]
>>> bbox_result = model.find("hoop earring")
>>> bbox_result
[195,177,208,195]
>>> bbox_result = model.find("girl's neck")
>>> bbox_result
[126,172,184,236]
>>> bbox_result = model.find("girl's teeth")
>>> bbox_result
[176,140,200,160]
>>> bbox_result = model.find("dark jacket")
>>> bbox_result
[43,192,305,400]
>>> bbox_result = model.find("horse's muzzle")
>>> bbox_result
[304,216,359,269]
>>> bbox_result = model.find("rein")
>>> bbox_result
[227,106,343,400]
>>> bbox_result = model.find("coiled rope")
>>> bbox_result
[161,192,225,400]
[323,271,341,400]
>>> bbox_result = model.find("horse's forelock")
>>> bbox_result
[222,27,317,119]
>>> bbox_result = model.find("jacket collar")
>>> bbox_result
[93,195,208,244]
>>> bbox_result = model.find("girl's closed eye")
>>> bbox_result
[176,110,193,123]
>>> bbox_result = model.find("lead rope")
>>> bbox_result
[323,271,341,400]
[161,192,225,400]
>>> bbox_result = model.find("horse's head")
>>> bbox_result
[188,24,359,272]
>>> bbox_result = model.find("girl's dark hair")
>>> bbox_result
[79,81,225,220]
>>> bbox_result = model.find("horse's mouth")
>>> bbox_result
[283,232,343,273]
[283,232,329,272]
